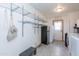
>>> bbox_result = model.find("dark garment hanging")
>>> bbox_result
[65,33,69,47]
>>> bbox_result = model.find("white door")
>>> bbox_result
[53,20,63,41]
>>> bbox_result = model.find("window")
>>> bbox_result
[54,21,62,31]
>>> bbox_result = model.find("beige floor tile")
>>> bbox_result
[35,41,70,56]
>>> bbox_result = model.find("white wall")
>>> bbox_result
[0,3,45,56]
[47,18,54,43]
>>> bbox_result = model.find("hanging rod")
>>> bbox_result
[35,18,47,23]
[18,21,44,26]
[27,14,47,23]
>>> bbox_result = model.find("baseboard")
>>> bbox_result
[54,40,64,42]
[35,43,42,48]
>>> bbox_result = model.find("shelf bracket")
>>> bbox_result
[12,6,20,11]
[23,12,31,16]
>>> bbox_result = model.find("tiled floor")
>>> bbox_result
[35,40,70,56]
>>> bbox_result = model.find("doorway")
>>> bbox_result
[53,20,63,41]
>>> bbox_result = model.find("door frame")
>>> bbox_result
[53,20,64,41]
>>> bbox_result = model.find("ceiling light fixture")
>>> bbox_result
[54,4,64,12]
[56,7,63,12]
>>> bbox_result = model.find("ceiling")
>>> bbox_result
[30,3,79,17]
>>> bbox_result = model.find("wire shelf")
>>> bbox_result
[0,3,47,24]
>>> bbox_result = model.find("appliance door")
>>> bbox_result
[41,26,48,44]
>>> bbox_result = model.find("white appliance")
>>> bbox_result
[69,33,79,56]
